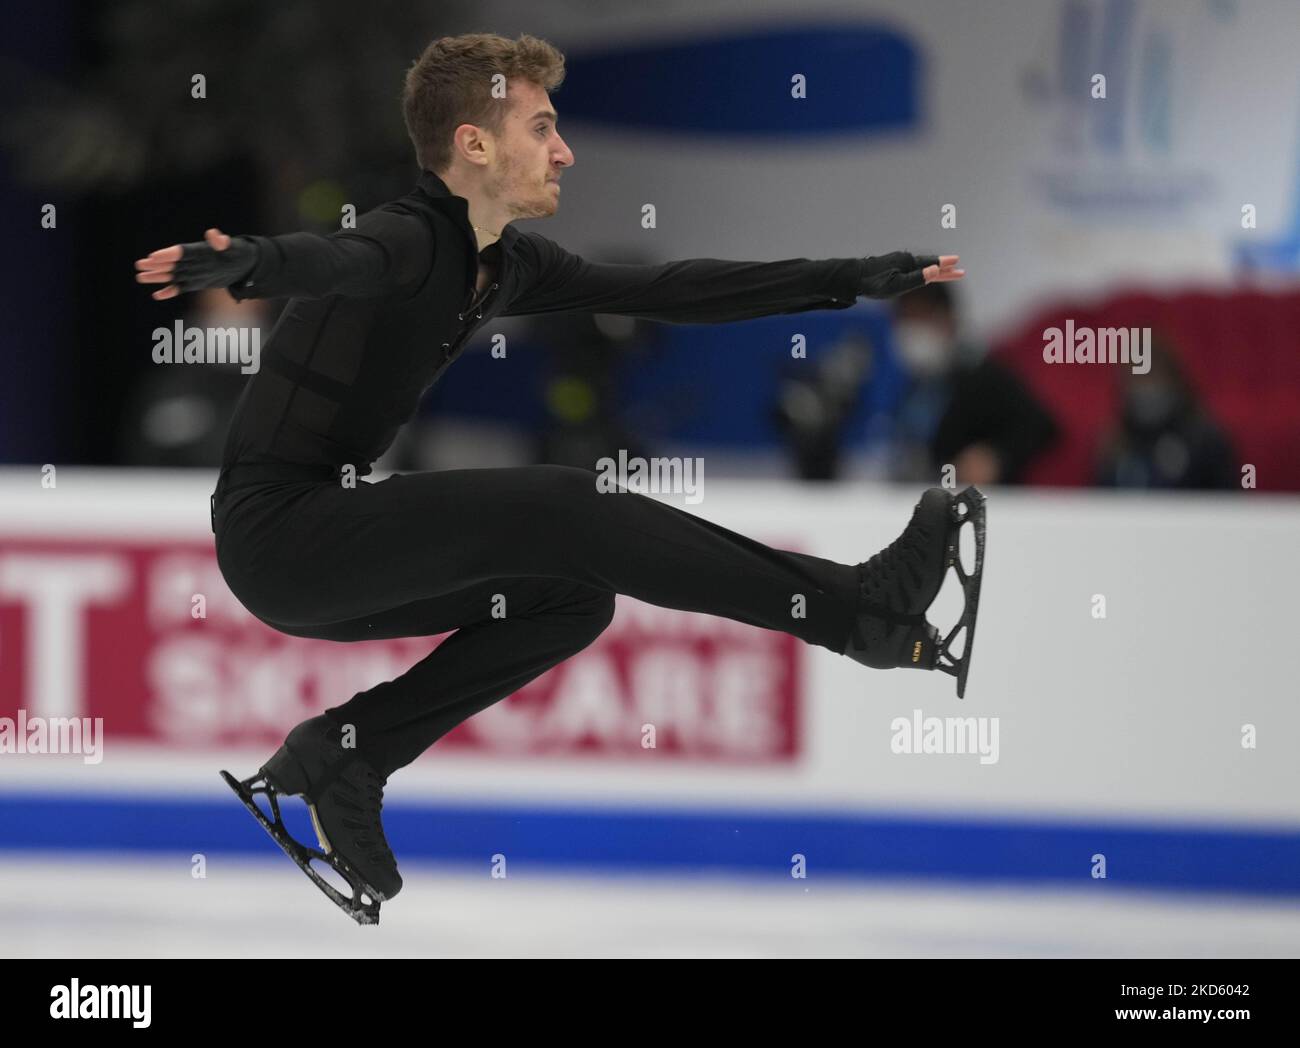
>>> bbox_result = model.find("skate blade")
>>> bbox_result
[219,770,386,925]
[934,485,986,699]
[308,803,332,854]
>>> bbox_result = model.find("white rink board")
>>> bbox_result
[0,469,1295,832]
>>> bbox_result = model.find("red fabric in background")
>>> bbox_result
[990,288,1300,490]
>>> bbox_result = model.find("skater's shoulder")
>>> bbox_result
[345,200,439,246]
[508,229,570,264]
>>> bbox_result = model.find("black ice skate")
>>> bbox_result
[220,713,401,925]
[843,485,986,697]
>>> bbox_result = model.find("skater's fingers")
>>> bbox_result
[136,269,176,284]
[205,227,231,251]
[135,244,183,267]
[923,264,966,283]
[151,285,180,300]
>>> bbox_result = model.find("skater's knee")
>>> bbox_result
[588,588,617,633]
[562,584,616,642]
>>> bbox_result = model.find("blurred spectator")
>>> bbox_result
[532,310,656,470]
[889,282,1058,485]
[1094,336,1238,490]
[772,332,873,480]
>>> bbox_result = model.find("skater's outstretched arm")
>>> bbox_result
[134,207,433,302]
[504,232,963,324]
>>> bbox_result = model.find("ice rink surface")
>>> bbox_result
[2,854,1298,958]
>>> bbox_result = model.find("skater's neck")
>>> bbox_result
[438,170,510,254]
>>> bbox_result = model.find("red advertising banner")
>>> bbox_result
[0,538,801,761]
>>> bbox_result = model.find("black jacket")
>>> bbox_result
[221,168,872,475]
[930,355,1060,483]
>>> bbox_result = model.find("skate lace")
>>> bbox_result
[859,523,928,605]
[849,510,932,651]
[333,764,394,866]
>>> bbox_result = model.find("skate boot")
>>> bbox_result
[220,713,401,925]
[843,485,986,697]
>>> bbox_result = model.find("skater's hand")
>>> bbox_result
[857,252,965,298]
[955,442,1001,485]
[134,227,258,300]
[923,255,964,284]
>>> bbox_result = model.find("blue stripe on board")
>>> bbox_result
[2,794,1298,896]
[558,25,920,136]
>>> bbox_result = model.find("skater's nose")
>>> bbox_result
[552,136,574,169]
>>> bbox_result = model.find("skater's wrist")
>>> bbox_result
[856,253,938,298]
[227,236,268,299]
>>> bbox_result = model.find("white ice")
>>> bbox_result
[1,854,1297,958]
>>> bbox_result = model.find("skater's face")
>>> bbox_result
[484,79,574,220]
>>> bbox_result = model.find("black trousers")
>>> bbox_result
[213,464,860,778]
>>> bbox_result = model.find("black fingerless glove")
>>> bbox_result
[169,236,260,293]
[857,252,939,298]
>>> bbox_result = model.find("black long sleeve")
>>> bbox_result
[502,232,864,324]
[931,357,1060,483]
[216,165,909,479]
[228,206,434,302]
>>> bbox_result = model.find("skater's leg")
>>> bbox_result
[218,464,860,654]
[226,574,615,910]
[264,575,615,776]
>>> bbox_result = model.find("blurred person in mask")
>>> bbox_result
[890,282,1058,485]
[1095,336,1237,490]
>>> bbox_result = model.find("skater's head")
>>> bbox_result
[891,281,960,380]
[403,33,573,226]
